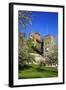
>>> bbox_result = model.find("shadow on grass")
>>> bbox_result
[19,65,32,70]
[19,65,58,73]
[36,67,46,72]
[19,76,42,79]
[35,67,58,73]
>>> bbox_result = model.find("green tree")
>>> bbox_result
[18,35,35,69]
[19,46,35,69]
[18,11,32,30]
[26,38,35,53]
[18,11,35,70]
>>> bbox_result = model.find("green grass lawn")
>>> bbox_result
[18,65,58,79]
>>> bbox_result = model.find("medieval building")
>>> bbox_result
[34,32,41,46]
[29,31,41,46]
[43,35,55,56]
[29,31,55,56]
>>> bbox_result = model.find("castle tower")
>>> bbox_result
[34,32,41,47]
[43,35,55,56]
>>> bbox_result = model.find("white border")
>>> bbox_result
[13,4,63,85]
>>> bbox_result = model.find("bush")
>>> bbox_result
[18,45,35,70]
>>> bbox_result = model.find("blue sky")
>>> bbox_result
[18,11,58,44]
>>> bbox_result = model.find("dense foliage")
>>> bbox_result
[45,47,58,66]
[18,33,35,70]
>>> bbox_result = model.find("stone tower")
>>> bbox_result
[34,32,41,47]
[43,35,55,56]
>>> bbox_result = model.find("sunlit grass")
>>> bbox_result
[18,65,58,79]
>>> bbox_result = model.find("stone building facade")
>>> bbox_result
[43,35,55,56]
[29,31,41,46]
[34,32,41,46]
[29,31,55,55]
